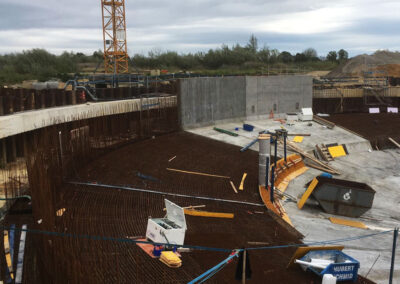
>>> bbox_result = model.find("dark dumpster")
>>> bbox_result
[311,176,375,217]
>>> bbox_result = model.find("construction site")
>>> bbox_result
[0,1,400,284]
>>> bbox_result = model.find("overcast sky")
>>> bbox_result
[0,0,399,57]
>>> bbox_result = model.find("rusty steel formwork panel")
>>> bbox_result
[312,176,375,217]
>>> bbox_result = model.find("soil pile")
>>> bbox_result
[327,50,400,78]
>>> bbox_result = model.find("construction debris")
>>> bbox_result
[159,251,182,268]
[329,217,368,229]
[168,156,177,162]
[315,144,334,162]
[230,181,238,194]
[239,173,247,190]
[163,205,205,212]
[166,168,230,179]
[56,208,66,217]
[137,172,160,182]
[388,137,400,148]
[283,140,340,174]
[292,136,304,143]
[213,127,239,137]
[313,116,335,129]
[184,209,234,219]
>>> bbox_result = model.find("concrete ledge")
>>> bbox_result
[0,96,177,139]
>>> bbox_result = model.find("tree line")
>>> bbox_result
[0,35,349,85]
[132,35,349,70]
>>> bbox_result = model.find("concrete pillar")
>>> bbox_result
[0,95,4,116]
[19,89,25,112]
[28,91,35,110]
[258,134,271,186]
[61,90,67,106]
[23,133,29,158]
[6,136,17,163]
[50,89,56,107]
[40,90,46,109]
[16,135,24,158]
[0,139,6,168]
[71,90,77,105]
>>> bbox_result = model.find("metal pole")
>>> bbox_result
[282,130,287,162]
[270,136,277,203]
[242,250,246,284]
[265,157,269,188]
[389,227,399,284]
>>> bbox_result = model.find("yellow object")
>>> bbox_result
[293,136,304,143]
[4,232,13,279]
[329,217,368,229]
[166,168,230,179]
[259,186,293,227]
[239,173,247,190]
[287,245,344,268]
[328,145,347,158]
[56,208,66,217]
[160,251,182,268]
[276,166,309,192]
[298,178,319,209]
[184,209,234,219]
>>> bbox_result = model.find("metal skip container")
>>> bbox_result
[311,177,375,217]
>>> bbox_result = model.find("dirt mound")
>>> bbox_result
[327,50,400,78]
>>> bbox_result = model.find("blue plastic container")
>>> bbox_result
[320,172,333,179]
[243,124,254,132]
[299,250,359,282]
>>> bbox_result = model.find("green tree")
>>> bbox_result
[327,51,338,62]
[278,51,293,63]
[338,49,349,61]
[303,48,318,61]
[247,34,258,54]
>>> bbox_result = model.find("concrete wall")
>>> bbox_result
[179,75,312,128]
[0,96,177,139]
[179,77,246,128]
[246,75,312,118]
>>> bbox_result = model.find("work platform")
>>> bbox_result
[189,118,400,283]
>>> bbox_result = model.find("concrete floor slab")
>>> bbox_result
[190,118,399,283]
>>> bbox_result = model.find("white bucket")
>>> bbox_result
[322,274,337,284]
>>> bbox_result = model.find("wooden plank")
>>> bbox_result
[239,173,247,190]
[287,245,344,268]
[389,137,400,149]
[163,205,205,212]
[297,178,318,209]
[230,181,238,193]
[184,209,234,219]
[329,217,368,229]
[166,168,230,179]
